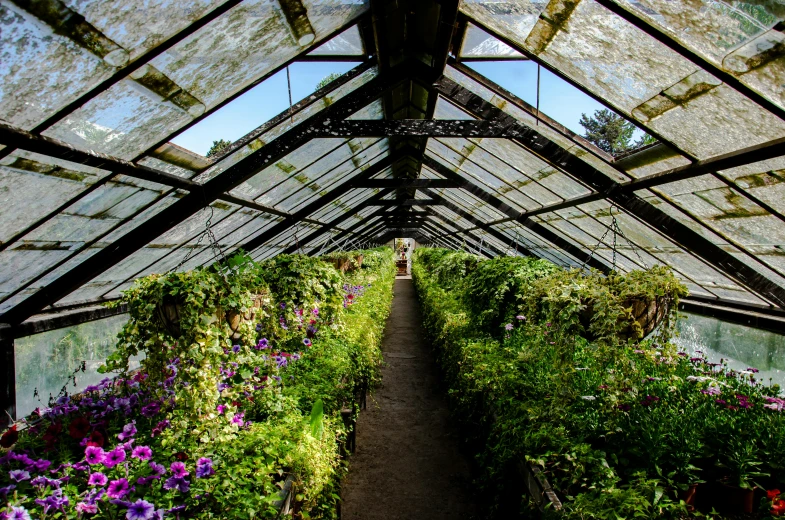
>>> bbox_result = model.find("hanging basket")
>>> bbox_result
[579,296,671,341]
[328,257,351,273]
[225,290,270,339]
[156,295,185,338]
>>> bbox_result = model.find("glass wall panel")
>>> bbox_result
[15,314,134,418]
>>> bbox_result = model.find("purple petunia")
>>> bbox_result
[6,506,31,520]
[9,469,30,482]
[216,404,226,415]
[195,458,214,478]
[103,448,126,468]
[117,422,137,441]
[231,412,245,426]
[256,338,269,350]
[107,478,130,499]
[149,461,166,476]
[141,402,162,418]
[231,344,241,354]
[302,338,312,347]
[132,446,153,461]
[163,476,190,493]
[126,499,156,520]
[0,485,16,497]
[170,461,189,478]
[88,472,108,486]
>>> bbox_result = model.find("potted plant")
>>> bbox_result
[715,441,769,513]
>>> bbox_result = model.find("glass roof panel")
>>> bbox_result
[460,22,525,58]
[0,151,112,244]
[307,24,364,55]
[41,0,368,159]
[0,2,114,130]
[610,0,784,110]
[642,84,785,159]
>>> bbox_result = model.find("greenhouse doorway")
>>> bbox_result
[393,238,413,276]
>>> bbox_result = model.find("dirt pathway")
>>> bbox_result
[340,277,477,519]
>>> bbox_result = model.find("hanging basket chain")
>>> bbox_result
[580,205,648,272]
[170,188,229,282]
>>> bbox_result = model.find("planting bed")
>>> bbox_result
[412,248,785,519]
[1,248,396,519]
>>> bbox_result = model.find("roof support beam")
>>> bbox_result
[369,199,443,206]
[282,189,393,254]
[353,179,461,188]
[437,73,785,307]
[236,150,406,255]
[311,119,526,138]
[0,66,403,326]
[420,189,537,257]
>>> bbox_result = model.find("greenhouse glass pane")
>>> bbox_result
[718,155,785,216]
[308,24,364,55]
[635,187,785,287]
[611,0,778,65]
[42,0,368,159]
[460,22,524,58]
[60,0,226,61]
[610,0,785,110]
[270,139,388,211]
[0,151,112,244]
[675,312,785,388]
[0,2,114,130]
[643,84,785,160]
[15,314,135,418]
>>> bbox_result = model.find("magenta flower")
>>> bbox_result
[126,499,156,520]
[85,446,105,465]
[149,461,166,476]
[88,472,108,486]
[107,478,130,499]
[216,404,226,415]
[132,446,153,461]
[76,502,98,514]
[103,448,126,468]
[170,461,189,478]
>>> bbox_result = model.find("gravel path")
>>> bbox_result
[340,276,477,519]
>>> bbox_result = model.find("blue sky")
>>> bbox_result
[171,60,618,156]
[172,61,359,156]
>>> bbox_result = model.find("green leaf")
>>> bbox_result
[310,399,324,439]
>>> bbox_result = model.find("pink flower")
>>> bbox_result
[170,462,189,478]
[131,446,152,461]
[85,446,105,465]
[107,478,130,499]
